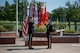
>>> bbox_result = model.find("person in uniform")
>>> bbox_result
[28,17,34,49]
[46,18,52,49]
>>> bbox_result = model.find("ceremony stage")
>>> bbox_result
[0,32,80,45]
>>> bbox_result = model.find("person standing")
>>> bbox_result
[28,17,34,49]
[46,18,52,49]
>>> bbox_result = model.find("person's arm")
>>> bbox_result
[49,25,52,32]
[32,22,35,26]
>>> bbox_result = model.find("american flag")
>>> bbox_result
[22,7,28,37]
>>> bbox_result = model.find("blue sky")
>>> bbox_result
[0,0,77,12]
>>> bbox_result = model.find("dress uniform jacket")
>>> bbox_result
[46,23,52,37]
[28,21,34,34]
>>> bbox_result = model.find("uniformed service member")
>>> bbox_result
[28,17,34,49]
[46,18,52,49]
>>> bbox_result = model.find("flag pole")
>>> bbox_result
[16,0,19,37]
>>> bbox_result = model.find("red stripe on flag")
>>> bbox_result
[22,17,28,37]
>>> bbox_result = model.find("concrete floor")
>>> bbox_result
[0,38,80,53]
